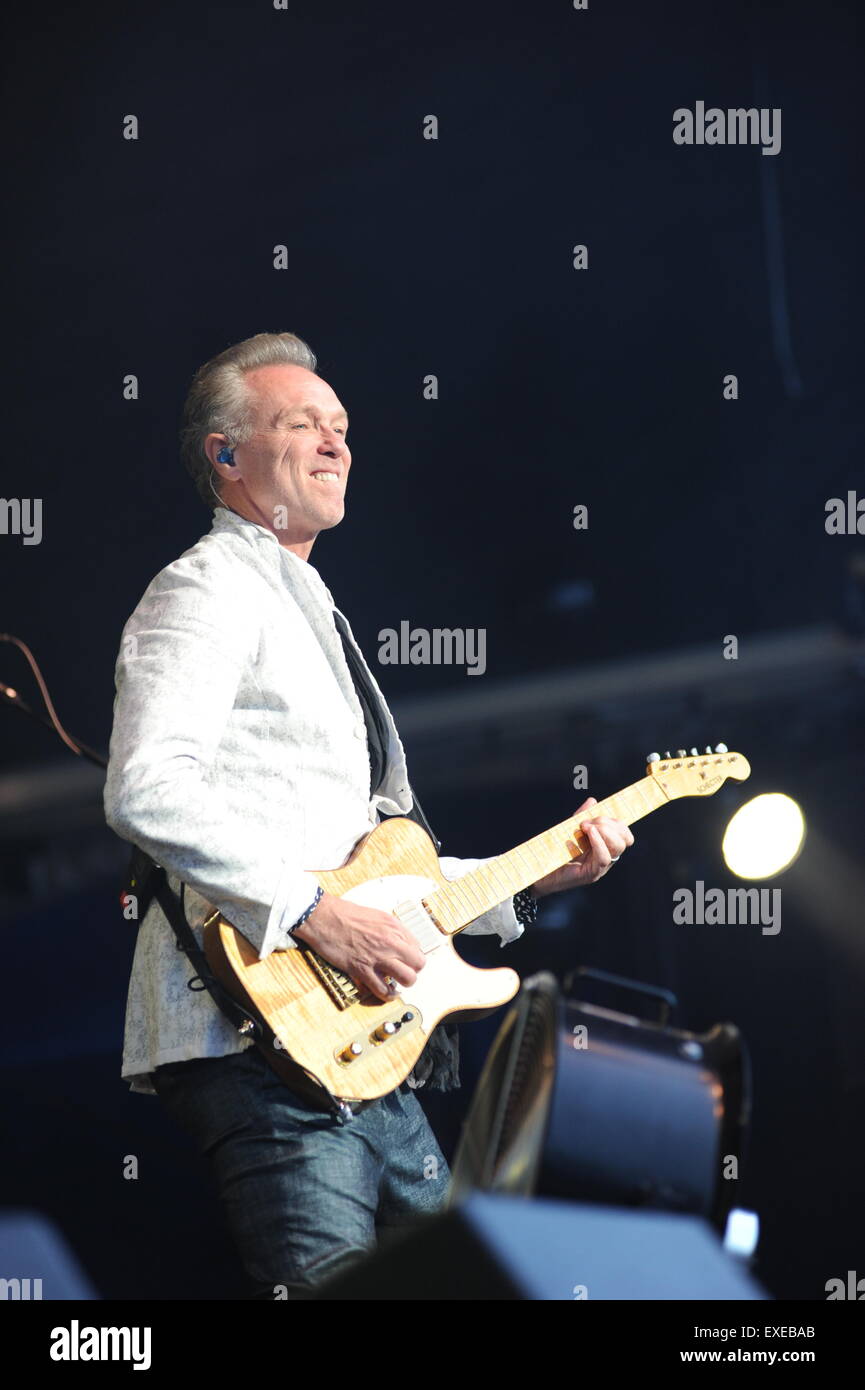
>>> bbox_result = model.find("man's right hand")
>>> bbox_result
[290,892,426,1002]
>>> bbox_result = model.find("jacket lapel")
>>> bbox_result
[211,509,411,814]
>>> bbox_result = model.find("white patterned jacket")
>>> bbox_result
[104,507,522,1094]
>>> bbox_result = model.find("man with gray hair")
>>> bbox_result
[104,331,633,1297]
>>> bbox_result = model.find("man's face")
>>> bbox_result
[218,363,351,552]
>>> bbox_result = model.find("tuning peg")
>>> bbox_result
[646,752,660,763]
[714,743,728,754]
[676,749,687,757]
[689,747,699,756]
[664,751,671,759]
[705,746,713,754]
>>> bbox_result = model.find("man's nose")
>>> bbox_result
[318,429,348,457]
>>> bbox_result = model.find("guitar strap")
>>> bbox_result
[331,607,442,851]
[126,850,267,1043]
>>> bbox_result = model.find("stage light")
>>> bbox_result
[722,793,805,880]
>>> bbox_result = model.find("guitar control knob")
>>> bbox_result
[339,1042,363,1062]
[401,1012,415,1024]
[373,1021,398,1041]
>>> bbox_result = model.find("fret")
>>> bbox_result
[424,774,670,935]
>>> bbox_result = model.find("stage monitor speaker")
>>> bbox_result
[314,1192,769,1300]
[0,1209,99,1300]
[449,971,750,1232]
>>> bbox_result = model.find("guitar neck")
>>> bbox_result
[423,774,670,935]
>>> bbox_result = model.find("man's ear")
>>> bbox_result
[205,434,238,478]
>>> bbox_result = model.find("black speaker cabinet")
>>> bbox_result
[314,1192,768,1300]
[450,972,750,1231]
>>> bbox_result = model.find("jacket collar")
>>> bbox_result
[210,504,281,557]
[209,505,331,589]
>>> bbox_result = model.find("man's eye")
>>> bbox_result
[290,421,346,434]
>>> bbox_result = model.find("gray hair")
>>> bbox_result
[179,331,318,509]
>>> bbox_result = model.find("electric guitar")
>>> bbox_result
[202,747,750,1105]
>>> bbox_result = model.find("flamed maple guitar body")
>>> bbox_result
[203,749,751,1104]
[203,817,520,1104]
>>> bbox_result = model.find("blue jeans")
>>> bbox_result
[152,1046,451,1298]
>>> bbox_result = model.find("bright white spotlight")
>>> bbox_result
[722,793,805,880]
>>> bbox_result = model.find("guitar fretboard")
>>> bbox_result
[422,774,669,934]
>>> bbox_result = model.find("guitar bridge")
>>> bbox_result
[305,949,361,1010]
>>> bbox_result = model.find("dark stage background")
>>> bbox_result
[1,0,863,1300]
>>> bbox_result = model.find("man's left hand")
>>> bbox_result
[531,796,634,898]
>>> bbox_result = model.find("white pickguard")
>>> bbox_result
[340,874,439,916]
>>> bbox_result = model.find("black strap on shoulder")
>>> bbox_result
[330,610,442,853]
[398,785,442,854]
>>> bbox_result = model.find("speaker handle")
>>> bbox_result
[562,966,678,1027]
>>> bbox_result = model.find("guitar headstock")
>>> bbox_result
[645,745,751,799]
